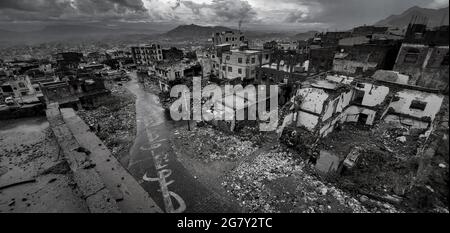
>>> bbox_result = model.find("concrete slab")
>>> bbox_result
[61,108,162,213]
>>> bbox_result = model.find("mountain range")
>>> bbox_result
[0,5,448,47]
[162,24,233,39]
[0,24,160,46]
[375,6,449,28]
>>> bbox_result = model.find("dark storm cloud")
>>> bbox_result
[0,0,448,29]
[0,0,148,22]
[282,0,449,26]
[109,0,147,11]
[182,0,258,23]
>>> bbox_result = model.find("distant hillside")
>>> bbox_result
[0,24,158,45]
[163,24,233,39]
[375,6,449,28]
[292,31,319,40]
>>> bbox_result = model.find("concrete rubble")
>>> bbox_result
[77,83,136,160]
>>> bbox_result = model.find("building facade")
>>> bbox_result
[212,31,247,49]
[131,44,163,66]
[220,49,271,81]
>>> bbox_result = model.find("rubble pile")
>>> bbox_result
[77,84,136,160]
[173,124,257,163]
[223,146,370,213]
[236,125,271,146]
[0,128,55,169]
[317,122,438,211]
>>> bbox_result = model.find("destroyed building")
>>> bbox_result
[279,73,445,159]
[309,47,336,72]
[212,30,247,49]
[54,52,84,78]
[196,48,220,79]
[131,43,163,67]
[351,25,389,37]
[40,76,109,110]
[153,60,202,92]
[255,50,310,104]
[393,43,449,92]
[404,23,449,46]
[162,47,185,61]
[315,31,353,47]
[332,44,395,75]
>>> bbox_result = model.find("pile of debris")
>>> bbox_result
[77,84,136,160]
[173,124,257,163]
[222,146,372,213]
[316,122,447,212]
[235,125,273,147]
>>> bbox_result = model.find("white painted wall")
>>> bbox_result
[297,88,329,114]
[322,98,336,121]
[388,90,444,121]
[342,106,377,125]
[354,83,390,107]
[297,111,319,131]
[336,91,353,113]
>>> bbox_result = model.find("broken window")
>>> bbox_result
[238,68,242,74]
[404,54,418,63]
[352,89,365,105]
[409,100,427,111]
[404,48,420,64]
[251,57,256,64]
[442,52,449,66]
[238,58,243,63]
[358,113,368,125]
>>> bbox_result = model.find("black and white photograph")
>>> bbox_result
[0,0,448,223]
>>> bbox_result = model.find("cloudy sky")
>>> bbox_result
[0,0,448,31]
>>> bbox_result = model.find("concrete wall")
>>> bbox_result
[333,59,378,74]
[354,82,390,107]
[297,88,329,114]
[387,89,444,121]
[394,44,449,91]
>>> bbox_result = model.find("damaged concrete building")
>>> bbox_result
[393,43,449,92]
[332,44,395,75]
[279,72,445,163]
[219,47,271,82]
[212,30,247,50]
[131,43,163,67]
[153,60,202,92]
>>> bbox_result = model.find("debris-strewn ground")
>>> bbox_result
[78,83,136,161]
[173,124,257,163]
[223,145,376,213]
[0,117,88,213]
[171,123,382,213]
[318,120,448,213]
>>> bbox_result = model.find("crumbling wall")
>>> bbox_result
[387,90,444,122]
[333,59,378,74]
[394,44,449,91]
